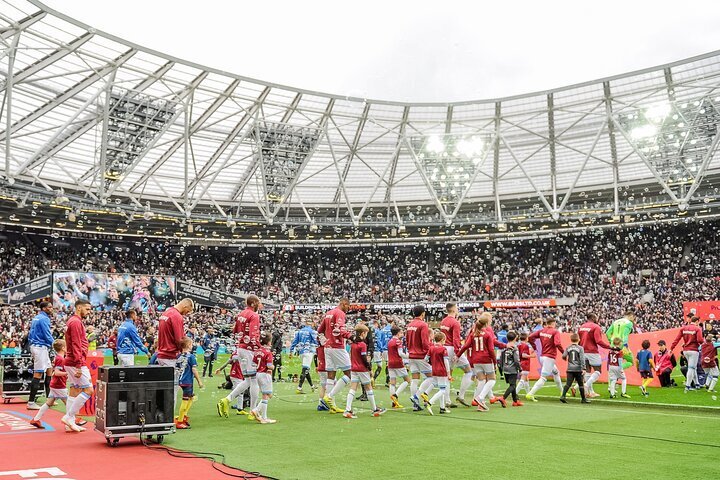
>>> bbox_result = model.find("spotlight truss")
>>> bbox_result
[250,120,322,217]
[407,133,492,221]
[616,94,720,189]
[103,88,178,183]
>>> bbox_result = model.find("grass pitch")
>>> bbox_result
[147,355,720,480]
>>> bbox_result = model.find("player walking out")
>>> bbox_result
[406,305,435,411]
[608,337,631,399]
[578,313,610,398]
[290,319,318,394]
[700,334,719,392]
[424,331,451,415]
[670,316,704,392]
[319,299,355,413]
[61,299,93,433]
[27,301,54,410]
[525,318,564,402]
[218,295,263,418]
[116,309,149,366]
[516,332,535,394]
[387,326,411,409]
[440,303,473,407]
[343,324,386,418]
[250,333,278,424]
[30,339,68,429]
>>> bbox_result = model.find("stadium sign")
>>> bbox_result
[483,299,558,309]
[0,274,52,305]
[176,280,244,309]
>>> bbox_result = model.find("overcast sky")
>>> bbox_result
[44,0,720,103]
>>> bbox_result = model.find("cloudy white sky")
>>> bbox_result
[44,0,720,103]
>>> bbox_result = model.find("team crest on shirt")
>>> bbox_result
[0,411,54,434]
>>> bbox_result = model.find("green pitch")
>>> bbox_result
[136,355,720,479]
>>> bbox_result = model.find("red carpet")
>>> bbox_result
[0,401,263,479]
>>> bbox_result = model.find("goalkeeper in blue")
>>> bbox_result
[290,319,319,394]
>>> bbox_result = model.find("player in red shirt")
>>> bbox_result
[670,315,704,391]
[157,298,194,365]
[218,295,263,418]
[457,313,505,411]
[387,326,411,409]
[30,339,69,429]
[424,331,451,415]
[61,299,93,433]
[249,333,277,424]
[516,331,535,395]
[343,324,386,418]
[440,303,473,407]
[700,334,719,392]
[214,351,247,415]
[578,313,611,398]
[406,305,436,411]
[318,299,353,413]
[525,318,565,402]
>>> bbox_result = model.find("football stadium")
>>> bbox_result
[0,1,719,479]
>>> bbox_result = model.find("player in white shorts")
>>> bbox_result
[27,301,55,410]
[249,333,277,424]
[343,324,385,419]
[386,326,411,409]
[30,339,69,430]
[290,319,318,393]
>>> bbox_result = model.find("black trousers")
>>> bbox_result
[659,368,673,387]
[503,373,518,402]
[273,353,282,381]
[562,371,586,399]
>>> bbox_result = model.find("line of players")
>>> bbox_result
[214,297,720,423]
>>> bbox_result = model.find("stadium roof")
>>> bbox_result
[1,0,720,239]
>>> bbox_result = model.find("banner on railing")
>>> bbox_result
[682,301,720,320]
[176,280,244,309]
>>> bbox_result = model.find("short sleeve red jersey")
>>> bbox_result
[157,307,185,360]
[406,318,430,359]
[457,329,495,365]
[234,308,261,351]
[350,342,369,372]
[518,342,532,371]
[439,316,462,350]
[49,354,67,389]
[700,341,718,368]
[254,348,274,374]
[387,337,405,369]
[671,324,703,352]
[607,348,623,367]
[428,344,449,377]
[317,308,351,349]
[64,315,88,368]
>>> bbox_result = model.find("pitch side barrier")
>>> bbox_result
[281,298,577,313]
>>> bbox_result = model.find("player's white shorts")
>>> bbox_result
[157,357,179,383]
[382,351,388,362]
[585,353,602,368]
[372,351,383,364]
[521,370,530,377]
[231,377,242,388]
[608,365,625,380]
[238,348,258,376]
[446,346,470,369]
[318,371,328,386]
[351,371,372,385]
[705,366,719,377]
[389,367,409,379]
[433,376,448,389]
[64,366,92,389]
[30,345,51,372]
[49,387,68,399]
[473,363,495,376]
[408,359,432,375]
[540,357,559,376]
[257,372,273,395]
[301,352,314,369]
[324,347,351,372]
[684,350,699,368]
[117,353,135,366]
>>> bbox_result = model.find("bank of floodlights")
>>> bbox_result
[103,88,177,183]
[409,133,488,205]
[250,120,322,207]
[617,95,720,185]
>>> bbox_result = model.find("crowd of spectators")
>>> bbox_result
[1,218,719,349]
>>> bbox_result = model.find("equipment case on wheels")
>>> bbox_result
[95,365,175,446]
[0,355,34,403]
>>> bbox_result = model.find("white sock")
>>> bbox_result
[367,390,377,410]
[418,377,434,397]
[226,379,249,401]
[553,373,563,392]
[479,379,496,401]
[410,379,419,397]
[474,380,486,401]
[235,393,245,409]
[586,371,600,393]
[329,375,349,398]
[529,377,546,396]
[325,378,335,396]
[459,372,473,398]
[346,389,355,412]
[444,381,452,404]
[621,378,627,394]
[64,396,76,419]
[249,378,259,409]
[430,388,445,408]
[395,381,408,396]
[609,377,617,395]
[709,377,718,391]
[67,392,90,418]
[34,403,50,421]
[389,384,396,396]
